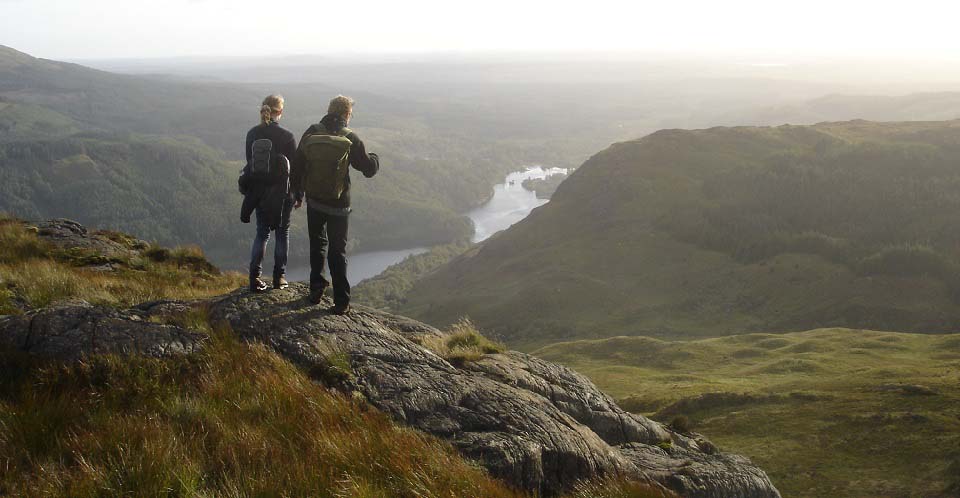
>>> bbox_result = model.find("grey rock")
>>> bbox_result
[0,301,206,359]
[208,283,781,497]
[34,218,142,258]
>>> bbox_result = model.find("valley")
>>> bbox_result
[535,328,960,497]
[5,43,960,498]
[400,120,960,347]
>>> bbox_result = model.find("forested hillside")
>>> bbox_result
[402,120,960,347]
[0,46,525,265]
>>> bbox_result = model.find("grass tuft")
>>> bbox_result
[568,478,675,498]
[423,318,506,366]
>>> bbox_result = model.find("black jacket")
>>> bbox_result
[291,113,379,211]
[240,121,296,228]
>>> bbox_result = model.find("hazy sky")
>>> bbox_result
[3,0,960,59]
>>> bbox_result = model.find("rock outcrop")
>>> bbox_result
[0,283,781,497]
[0,300,205,359]
[34,218,147,259]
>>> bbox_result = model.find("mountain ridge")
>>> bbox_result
[401,119,960,346]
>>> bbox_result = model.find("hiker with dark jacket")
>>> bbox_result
[240,94,297,292]
[290,95,379,314]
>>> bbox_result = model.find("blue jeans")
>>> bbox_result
[249,199,293,280]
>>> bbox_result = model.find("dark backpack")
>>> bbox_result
[240,137,290,195]
[302,126,353,201]
[250,138,273,179]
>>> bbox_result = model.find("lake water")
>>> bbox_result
[287,166,567,284]
[468,166,567,243]
[286,246,430,284]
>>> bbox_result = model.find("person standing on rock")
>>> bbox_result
[291,95,379,315]
[240,94,298,293]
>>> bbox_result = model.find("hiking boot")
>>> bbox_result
[308,287,327,305]
[249,277,269,293]
[273,275,289,290]
[329,303,351,316]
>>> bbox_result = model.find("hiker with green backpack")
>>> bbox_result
[290,95,379,315]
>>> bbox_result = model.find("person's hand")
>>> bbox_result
[294,199,303,209]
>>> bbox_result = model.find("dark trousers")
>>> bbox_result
[307,207,350,306]
[249,199,293,280]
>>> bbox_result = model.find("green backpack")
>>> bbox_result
[302,125,353,201]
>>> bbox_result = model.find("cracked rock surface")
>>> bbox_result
[0,283,781,497]
[209,284,781,498]
[0,300,205,359]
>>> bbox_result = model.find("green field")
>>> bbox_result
[534,329,960,498]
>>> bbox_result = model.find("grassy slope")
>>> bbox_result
[402,120,960,347]
[534,329,960,498]
[0,216,244,314]
[0,218,666,498]
[0,327,665,498]
[0,315,529,497]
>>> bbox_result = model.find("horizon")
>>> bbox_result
[4,0,960,60]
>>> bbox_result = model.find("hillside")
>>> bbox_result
[401,120,960,346]
[0,45,515,264]
[0,219,780,497]
[534,330,960,497]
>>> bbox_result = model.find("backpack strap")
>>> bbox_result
[314,123,353,140]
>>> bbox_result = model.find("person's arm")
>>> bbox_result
[290,145,306,205]
[244,127,254,164]
[289,127,314,206]
[347,132,379,178]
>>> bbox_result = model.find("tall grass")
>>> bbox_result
[0,316,669,497]
[0,320,526,497]
[422,318,506,366]
[0,219,243,313]
[568,479,673,498]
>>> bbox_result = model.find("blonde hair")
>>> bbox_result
[327,95,355,117]
[260,94,284,124]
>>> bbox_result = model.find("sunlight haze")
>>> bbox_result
[3,0,960,59]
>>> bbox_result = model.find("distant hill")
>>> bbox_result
[0,46,512,264]
[0,45,259,153]
[725,91,960,127]
[0,133,247,262]
[402,120,960,347]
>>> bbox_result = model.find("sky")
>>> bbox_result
[3,0,960,60]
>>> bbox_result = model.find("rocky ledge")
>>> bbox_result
[0,284,781,498]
